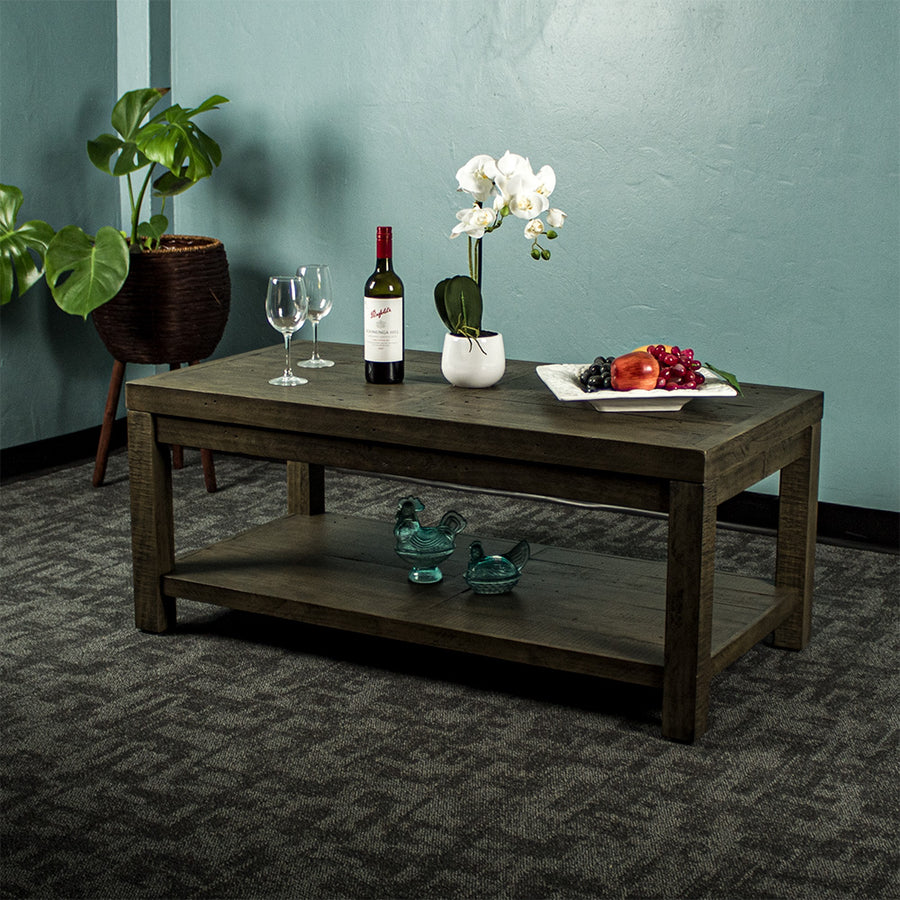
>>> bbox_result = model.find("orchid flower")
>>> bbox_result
[493,153,536,207]
[495,151,531,179]
[447,152,566,275]
[455,154,498,204]
[547,208,567,228]
[533,165,556,198]
[450,205,499,240]
[508,190,550,220]
[523,218,545,240]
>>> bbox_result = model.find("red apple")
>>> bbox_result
[610,351,660,391]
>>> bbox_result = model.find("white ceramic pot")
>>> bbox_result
[441,331,506,388]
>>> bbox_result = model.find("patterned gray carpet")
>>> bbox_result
[2,450,898,900]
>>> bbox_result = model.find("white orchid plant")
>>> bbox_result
[435,151,567,339]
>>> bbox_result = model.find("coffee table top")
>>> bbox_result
[125,341,823,483]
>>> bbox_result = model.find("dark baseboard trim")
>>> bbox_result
[718,492,898,554]
[1,420,128,482]
[2,421,897,553]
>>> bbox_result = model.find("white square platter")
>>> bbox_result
[536,363,738,412]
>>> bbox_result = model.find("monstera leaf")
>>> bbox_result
[44,225,130,318]
[86,88,228,244]
[139,98,227,191]
[0,184,55,306]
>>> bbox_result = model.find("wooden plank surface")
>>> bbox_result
[125,342,824,485]
[161,513,786,688]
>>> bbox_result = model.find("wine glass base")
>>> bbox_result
[269,375,308,386]
[298,358,335,368]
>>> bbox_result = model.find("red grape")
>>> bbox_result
[647,346,704,390]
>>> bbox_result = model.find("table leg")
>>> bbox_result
[169,364,185,470]
[128,410,176,632]
[287,461,326,515]
[663,480,717,742]
[773,422,821,650]
[188,362,218,493]
[166,362,217,491]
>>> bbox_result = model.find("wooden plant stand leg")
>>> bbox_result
[200,448,217,493]
[773,423,821,650]
[96,360,216,492]
[128,410,176,632]
[93,359,127,488]
[662,480,717,742]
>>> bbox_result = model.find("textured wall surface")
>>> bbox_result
[1,0,120,446]
[2,1,898,513]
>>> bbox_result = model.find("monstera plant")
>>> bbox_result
[2,87,232,492]
[0,87,228,317]
[0,186,54,307]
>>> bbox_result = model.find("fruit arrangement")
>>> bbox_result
[578,356,615,392]
[579,344,740,394]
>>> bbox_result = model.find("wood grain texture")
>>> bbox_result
[153,416,670,512]
[287,462,325,515]
[662,481,717,742]
[127,410,176,632]
[125,343,824,484]
[773,422,821,649]
[125,341,824,741]
[161,514,786,689]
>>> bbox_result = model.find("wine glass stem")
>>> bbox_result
[311,322,320,360]
[283,333,293,378]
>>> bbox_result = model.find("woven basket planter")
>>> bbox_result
[92,235,231,365]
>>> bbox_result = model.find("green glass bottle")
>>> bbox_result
[364,226,404,384]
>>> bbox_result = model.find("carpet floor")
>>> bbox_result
[2,450,898,899]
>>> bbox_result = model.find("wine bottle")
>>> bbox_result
[364,226,404,384]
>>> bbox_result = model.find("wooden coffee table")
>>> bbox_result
[125,341,823,742]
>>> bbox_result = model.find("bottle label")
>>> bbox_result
[364,295,404,361]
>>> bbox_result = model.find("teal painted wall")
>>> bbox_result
[2,0,898,515]
[0,0,120,446]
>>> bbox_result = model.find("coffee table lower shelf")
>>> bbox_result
[161,513,790,690]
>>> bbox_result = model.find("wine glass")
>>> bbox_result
[265,275,309,386]
[296,264,334,368]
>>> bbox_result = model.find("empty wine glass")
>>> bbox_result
[266,275,309,386]
[296,264,334,368]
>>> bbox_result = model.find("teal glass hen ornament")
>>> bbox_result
[394,496,467,583]
[465,539,530,594]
